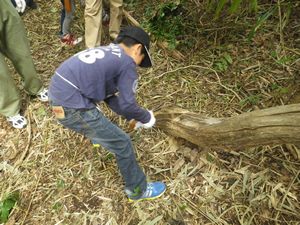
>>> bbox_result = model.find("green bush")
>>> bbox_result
[142,1,184,49]
[0,192,19,223]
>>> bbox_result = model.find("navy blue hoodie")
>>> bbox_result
[49,44,151,123]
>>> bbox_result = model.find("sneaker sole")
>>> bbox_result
[128,188,166,203]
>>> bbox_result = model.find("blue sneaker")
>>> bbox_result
[127,182,166,202]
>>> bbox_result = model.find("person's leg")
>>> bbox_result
[0,52,21,117]
[62,0,75,35]
[10,0,17,7]
[56,106,147,195]
[85,0,102,48]
[87,109,147,194]
[1,0,43,95]
[60,0,82,46]
[25,0,37,9]
[109,0,123,39]
[60,0,66,36]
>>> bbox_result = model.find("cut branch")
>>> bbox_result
[155,104,300,150]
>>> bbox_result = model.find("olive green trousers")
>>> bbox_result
[0,0,42,117]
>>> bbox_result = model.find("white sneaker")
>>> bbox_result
[37,88,48,102]
[7,114,27,129]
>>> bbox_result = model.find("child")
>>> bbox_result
[60,0,82,45]
[48,26,166,201]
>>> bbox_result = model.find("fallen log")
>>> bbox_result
[155,104,300,150]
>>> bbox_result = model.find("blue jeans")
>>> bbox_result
[53,105,147,196]
[60,0,75,36]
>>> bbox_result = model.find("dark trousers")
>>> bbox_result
[60,0,75,36]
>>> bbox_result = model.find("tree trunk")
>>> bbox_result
[155,104,300,150]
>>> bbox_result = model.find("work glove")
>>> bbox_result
[134,110,156,130]
[15,0,26,13]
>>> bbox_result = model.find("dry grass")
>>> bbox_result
[0,0,300,224]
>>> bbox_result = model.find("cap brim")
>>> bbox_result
[140,45,152,68]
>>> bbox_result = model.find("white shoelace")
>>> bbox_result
[7,114,27,129]
[37,88,48,102]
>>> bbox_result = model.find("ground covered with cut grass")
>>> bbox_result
[0,0,300,224]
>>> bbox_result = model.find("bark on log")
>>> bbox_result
[155,104,300,150]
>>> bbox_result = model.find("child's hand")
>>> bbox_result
[140,111,156,129]
[128,111,156,131]
[128,119,137,131]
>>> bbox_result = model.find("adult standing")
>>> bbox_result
[0,0,48,129]
[85,0,123,48]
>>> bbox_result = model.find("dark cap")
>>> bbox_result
[117,26,153,68]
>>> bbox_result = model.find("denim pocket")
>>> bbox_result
[57,107,80,126]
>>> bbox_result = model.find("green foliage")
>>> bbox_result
[0,192,19,223]
[248,6,276,41]
[56,179,65,189]
[206,153,215,162]
[105,153,114,161]
[124,0,137,8]
[52,202,63,212]
[131,186,142,197]
[209,0,258,19]
[275,55,295,66]
[229,0,243,14]
[213,0,228,19]
[270,50,296,66]
[50,7,58,13]
[143,1,184,49]
[208,1,293,41]
[213,53,233,72]
[239,94,261,106]
[270,84,289,94]
[249,0,258,12]
[37,105,47,116]
[179,204,187,210]
[280,2,292,31]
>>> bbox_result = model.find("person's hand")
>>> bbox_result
[134,111,156,130]
[15,0,26,13]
